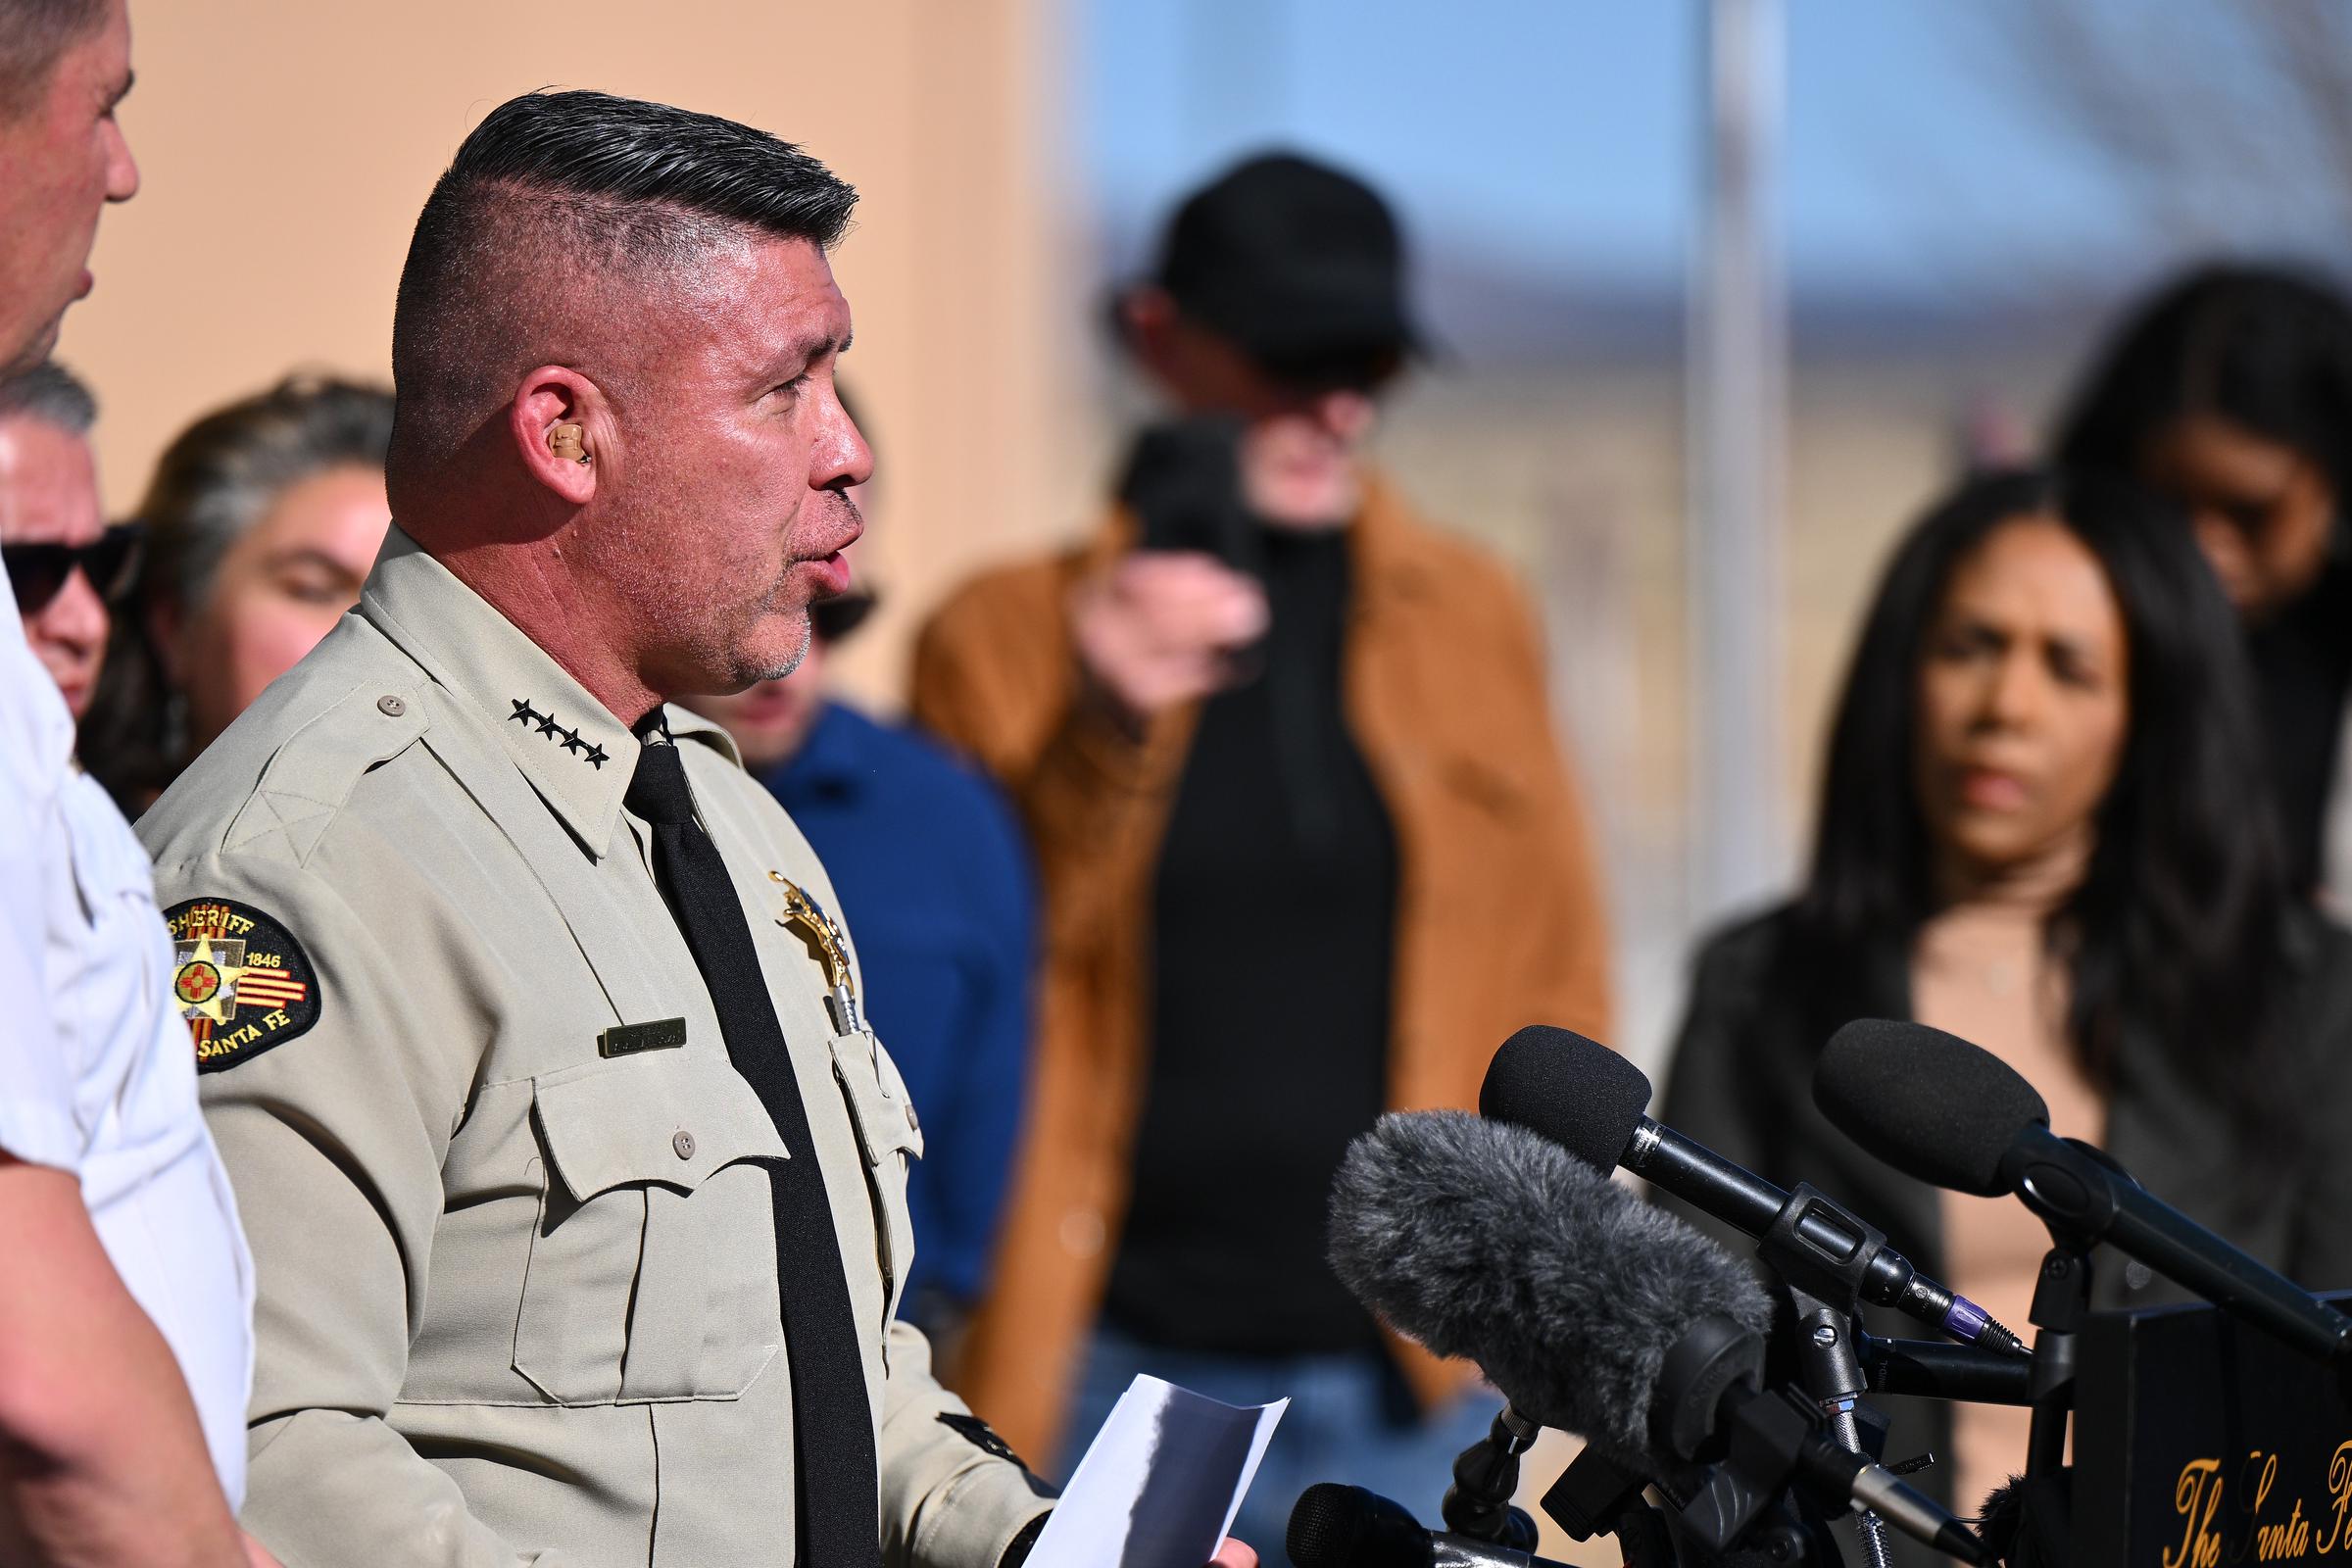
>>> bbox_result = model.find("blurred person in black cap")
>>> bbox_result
[679,403,1039,1361]
[912,151,1612,1548]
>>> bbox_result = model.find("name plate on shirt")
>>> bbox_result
[598,1017,687,1057]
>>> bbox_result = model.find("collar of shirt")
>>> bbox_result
[359,524,739,857]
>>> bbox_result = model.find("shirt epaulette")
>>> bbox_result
[220,679,430,867]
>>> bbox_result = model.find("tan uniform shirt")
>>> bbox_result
[139,527,1053,1568]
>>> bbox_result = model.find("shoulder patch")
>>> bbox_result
[164,899,322,1073]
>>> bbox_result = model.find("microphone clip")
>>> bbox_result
[1442,1403,1543,1547]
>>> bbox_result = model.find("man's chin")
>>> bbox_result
[736,613,813,688]
[1,313,66,379]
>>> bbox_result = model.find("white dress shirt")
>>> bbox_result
[0,553,255,1508]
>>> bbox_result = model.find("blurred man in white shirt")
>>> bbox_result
[0,2,262,1563]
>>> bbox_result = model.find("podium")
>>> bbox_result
[2071,1293,2352,1567]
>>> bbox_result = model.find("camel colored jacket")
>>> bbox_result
[909,475,1613,1466]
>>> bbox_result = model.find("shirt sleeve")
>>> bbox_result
[1490,573,1614,1046]
[878,1318,1055,1568]
[163,844,566,1568]
[909,582,1195,959]
[0,578,88,1174]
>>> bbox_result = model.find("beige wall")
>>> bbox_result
[57,0,1083,709]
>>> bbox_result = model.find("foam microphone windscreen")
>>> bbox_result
[1286,1483,1425,1568]
[1328,1109,1773,1462]
[1479,1025,1655,1172]
[1813,1019,2051,1198]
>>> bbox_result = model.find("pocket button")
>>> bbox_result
[672,1129,697,1160]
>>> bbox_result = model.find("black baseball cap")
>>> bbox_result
[1140,150,1426,386]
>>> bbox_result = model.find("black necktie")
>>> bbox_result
[626,737,881,1567]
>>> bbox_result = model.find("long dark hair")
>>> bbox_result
[2055,264,2352,504]
[1790,468,2295,1140]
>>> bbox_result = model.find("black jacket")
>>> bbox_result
[1657,902,2352,1548]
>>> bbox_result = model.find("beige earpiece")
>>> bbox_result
[549,423,591,465]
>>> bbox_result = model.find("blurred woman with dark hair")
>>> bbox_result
[81,375,393,811]
[1662,469,2352,1525]
[2054,264,2352,894]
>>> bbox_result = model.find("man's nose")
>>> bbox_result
[104,116,139,203]
[818,394,873,492]
[1312,389,1376,442]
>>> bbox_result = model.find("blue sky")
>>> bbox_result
[1076,1,2277,311]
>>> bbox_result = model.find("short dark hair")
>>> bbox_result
[0,359,96,435]
[0,0,102,122]
[388,89,857,488]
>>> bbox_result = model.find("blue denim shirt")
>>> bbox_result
[760,700,1037,1314]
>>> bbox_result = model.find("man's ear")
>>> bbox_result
[510,367,607,506]
[1120,286,1181,380]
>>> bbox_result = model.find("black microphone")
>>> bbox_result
[1815,1019,2352,1368]
[1326,1110,1990,1563]
[1288,1484,1567,1568]
[1481,1025,2027,1354]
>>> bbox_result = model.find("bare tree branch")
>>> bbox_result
[1988,0,2352,262]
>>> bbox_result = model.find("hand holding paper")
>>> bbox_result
[1026,1375,1287,1568]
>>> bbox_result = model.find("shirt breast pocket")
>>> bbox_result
[515,1058,788,1405]
[827,1029,924,1322]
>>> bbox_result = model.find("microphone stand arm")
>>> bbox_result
[1538,1446,1680,1568]
[1756,1186,1902,1568]
[1441,1403,1543,1547]
[1785,1286,1893,1568]
[2002,1224,2093,1568]
[1854,1333,2036,1405]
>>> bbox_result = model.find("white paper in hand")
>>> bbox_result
[1026,1374,1287,1568]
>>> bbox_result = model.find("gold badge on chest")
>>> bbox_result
[770,871,861,1035]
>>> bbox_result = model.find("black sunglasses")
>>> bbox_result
[1251,343,1406,399]
[810,589,878,645]
[4,524,141,614]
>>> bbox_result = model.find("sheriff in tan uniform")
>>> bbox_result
[138,528,1054,1566]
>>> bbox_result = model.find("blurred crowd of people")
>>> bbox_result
[12,2,2352,1564]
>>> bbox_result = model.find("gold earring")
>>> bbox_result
[550,423,590,465]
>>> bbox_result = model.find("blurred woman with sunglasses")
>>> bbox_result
[81,376,392,812]
[0,362,132,720]
[2055,265,2352,896]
